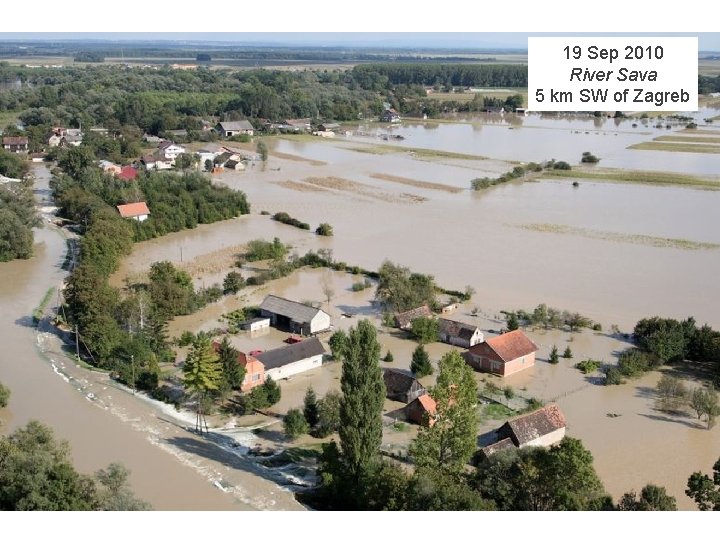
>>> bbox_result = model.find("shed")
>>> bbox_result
[405,394,437,427]
[260,295,331,335]
[438,318,484,348]
[241,317,271,332]
[383,369,426,403]
[215,121,254,137]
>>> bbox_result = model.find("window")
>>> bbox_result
[252,374,261,381]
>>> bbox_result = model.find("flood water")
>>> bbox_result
[0,165,301,510]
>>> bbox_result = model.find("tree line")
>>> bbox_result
[1,149,39,262]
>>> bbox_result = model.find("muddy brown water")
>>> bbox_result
[0,165,301,510]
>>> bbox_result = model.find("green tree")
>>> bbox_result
[410,317,439,344]
[333,320,385,507]
[411,344,434,377]
[223,271,245,294]
[316,223,334,236]
[94,463,152,510]
[148,261,195,319]
[686,457,720,510]
[256,140,268,161]
[383,350,394,363]
[183,334,223,433]
[374,260,436,312]
[565,312,592,332]
[263,376,282,406]
[690,386,720,429]
[315,390,342,437]
[549,345,559,364]
[655,375,687,413]
[217,336,245,392]
[304,386,319,428]
[506,312,519,331]
[0,421,97,510]
[410,351,478,475]
[0,380,9,408]
[563,346,573,359]
[407,468,492,510]
[284,409,309,440]
[617,484,677,511]
[0,207,33,261]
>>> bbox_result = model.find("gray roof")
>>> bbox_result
[217,120,254,131]
[439,318,480,340]
[260,295,327,325]
[257,337,326,370]
[383,369,424,395]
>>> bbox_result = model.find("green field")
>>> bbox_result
[654,135,720,144]
[544,168,720,189]
[629,141,720,154]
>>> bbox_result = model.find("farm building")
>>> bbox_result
[383,369,426,403]
[240,317,271,332]
[215,120,254,137]
[257,336,326,381]
[2,136,29,153]
[259,295,331,335]
[405,394,437,427]
[478,403,567,458]
[463,329,537,376]
[438,319,484,348]
[395,305,433,330]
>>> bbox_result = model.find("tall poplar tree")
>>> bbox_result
[410,350,478,476]
[183,334,223,434]
[333,320,385,502]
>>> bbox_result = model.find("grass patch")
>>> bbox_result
[480,402,515,421]
[369,173,463,193]
[260,446,323,468]
[349,144,486,161]
[542,168,720,189]
[629,141,720,154]
[654,135,720,144]
[518,223,720,250]
[32,287,56,324]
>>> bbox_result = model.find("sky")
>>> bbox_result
[1,33,720,51]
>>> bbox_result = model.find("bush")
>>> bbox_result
[617,349,653,377]
[263,376,281,406]
[549,345,559,364]
[562,346,573,359]
[223,271,245,294]
[553,161,572,170]
[316,223,334,236]
[352,279,372,292]
[244,237,289,262]
[0,380,10,408]
[581,152,600,163]
[284,409,309,440]
[178,331,194,347]
[592,323,602,332]
[575,359,601,374]
[272,212,310,231]
[383,351,394,363]
[604,366,624,385]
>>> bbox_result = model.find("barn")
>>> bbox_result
[260,295,331,335]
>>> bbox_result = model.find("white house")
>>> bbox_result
[158,141,186,161]
[257,337,326,381]
[142,154,174,170]
[260,295,331,335]
[117,202,150,222]
[438,318,484,348]
[47,133,63,147]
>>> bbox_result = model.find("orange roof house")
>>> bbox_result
[116,202,150,222]
[238,352,265,392]
[463,329,538,376]
[405,394,437,427]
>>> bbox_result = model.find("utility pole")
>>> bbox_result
[131,354,136,395]
[74,325,80,360]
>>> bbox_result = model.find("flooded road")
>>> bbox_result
[0,165,301,510]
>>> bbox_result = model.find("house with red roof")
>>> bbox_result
[479,403,567,458]
[118,166,138,181]
[463,329,538,376]
[394,305,433,331]
[117,202,150,222]
[405,394,437,427]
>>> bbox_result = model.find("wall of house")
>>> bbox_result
[309,311,331,334]
[264,354,323,381]
[248,319,270,331]
[502,352,536,376]
[519,427,566,449]
[133,214,149,222]
[241,365,265,393]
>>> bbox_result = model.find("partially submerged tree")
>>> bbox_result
[686,457,720,510]
[411,344,433,377]
[183,334,223,433]
[617,484,677,511]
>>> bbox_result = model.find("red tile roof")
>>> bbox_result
[117,201,150,218]
[416,394,437,415]
[504,403,566,446]
[395,305,432,328]
[469,329,538,363]
[118,166,137,180]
